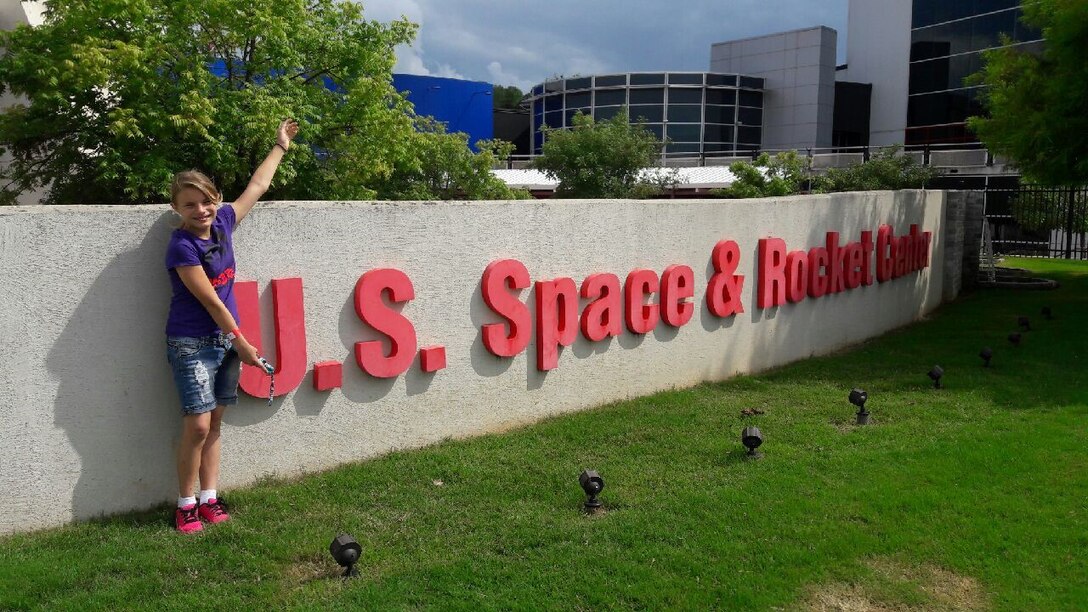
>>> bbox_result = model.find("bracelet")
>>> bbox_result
[274,142,289,154]
[226,328,242,341]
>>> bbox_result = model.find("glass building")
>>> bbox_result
[527,72,765,156]
[907,0,1043,145]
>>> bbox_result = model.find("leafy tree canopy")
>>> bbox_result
[492,85,524,110]
[529,110,665,199]
[0,0,521,204]
[813,146,938,193]
[968,0,1088,185]
[720,151,809,199]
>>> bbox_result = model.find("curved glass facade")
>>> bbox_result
[528,72,765,155]
[907,0,1043,145]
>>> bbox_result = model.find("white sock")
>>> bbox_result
[199,489,217,505]
[178,496,197,509]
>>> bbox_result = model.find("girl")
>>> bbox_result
[165,118,299,533]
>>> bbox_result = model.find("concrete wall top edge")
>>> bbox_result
[0,190,937,216]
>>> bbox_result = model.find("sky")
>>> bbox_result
[363,0,850,92]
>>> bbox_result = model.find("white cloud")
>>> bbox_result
[487,61,531,91]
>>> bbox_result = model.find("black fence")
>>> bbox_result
[983,184,1088,260]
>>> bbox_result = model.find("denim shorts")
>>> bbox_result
[166,335,241,416]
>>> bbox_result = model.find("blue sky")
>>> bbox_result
[364,0,850,91]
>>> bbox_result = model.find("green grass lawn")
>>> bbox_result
[2,258,1086,610]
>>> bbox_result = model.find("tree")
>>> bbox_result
[720,151,809,199]
[492,85,524,110]
[813,146,937,193]
[530,110,664,198]
[375,119,528,200]
[0,0,512,205]
[968,0,1088,185]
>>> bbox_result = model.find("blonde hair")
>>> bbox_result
[170,170,222,208]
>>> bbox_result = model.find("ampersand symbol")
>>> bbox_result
[707,240,745,317]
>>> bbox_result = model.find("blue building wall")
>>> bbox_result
[393,74,493,151]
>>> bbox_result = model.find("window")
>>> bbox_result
[737,126,762,144]
[544,95,562,112]
[668,88,703,104]
[738,106,763,127]
[667,104,702,123]
[594,106,623,121]
[706,74,737,87]
[595,89,627,106]
[705,89,737,105]
[739,90,763,108]
[630,105,663,122]
[666,124,701,142]
[629,88,664,105]
[703,124,734,142]
[668,73,703,85]
[630,73,665,86]
[595,74,627,87]
[704,105,735,124]
[566,91,591,108]
[565,77,591,91]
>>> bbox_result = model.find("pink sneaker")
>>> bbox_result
[175,503,203,534]
[198,498,231,524]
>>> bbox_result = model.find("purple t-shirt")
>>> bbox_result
[165,204,240,337]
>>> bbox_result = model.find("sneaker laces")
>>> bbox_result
[203,498,229,517]
[178,504,200,525]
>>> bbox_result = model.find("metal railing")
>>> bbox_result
[498,142,1014,172]
[983,184,1088,260]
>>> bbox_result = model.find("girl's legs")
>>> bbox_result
[198,404,227,493]
[177,411,212,498]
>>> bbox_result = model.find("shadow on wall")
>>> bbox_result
[46,212,180,521]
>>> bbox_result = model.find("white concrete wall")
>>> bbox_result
[840,0,912,146]
[710,27,838,151]
[0,191,948,533]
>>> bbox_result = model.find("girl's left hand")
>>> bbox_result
[277,118,300,150]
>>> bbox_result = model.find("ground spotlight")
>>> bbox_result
[979,347,993,367]
[579,469,605,511]
[1042,306,1053,320]
[741,426,763,459]
[1018,316,1031,331]
[927,365,944,389]
[1008,332,1022,346]
[849,388,869,425]
[329,533,361,578]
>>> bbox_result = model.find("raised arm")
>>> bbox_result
[233,118,300,224]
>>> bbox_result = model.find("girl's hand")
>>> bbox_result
[276,118,300,151]
[233,337,262,368]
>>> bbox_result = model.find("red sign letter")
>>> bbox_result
[536,277,578,371]
[758,238,787,308]
[354,269,417,378]
[706,240,745,317]
[237,277,308,398]
[481,259,531,357]
[661,265,695,327]
[625,269,660,334]
[581,273,622,342]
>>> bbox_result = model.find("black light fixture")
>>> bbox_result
[1017,316,1031,331]
[849,388,869,425]
[1008,332,1022,347]
[1042,306,1053,320]
[979,347,993,367]
[927,365,944,389]
[579,469,605,511]
[741,426,763,459]
[329,533,362,578]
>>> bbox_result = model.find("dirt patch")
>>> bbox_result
[800,557,989,611]
[284,552,346,586]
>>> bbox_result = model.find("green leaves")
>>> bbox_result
[530,110,664,199]
[968,0,1088,186]
[0,0,507,205]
